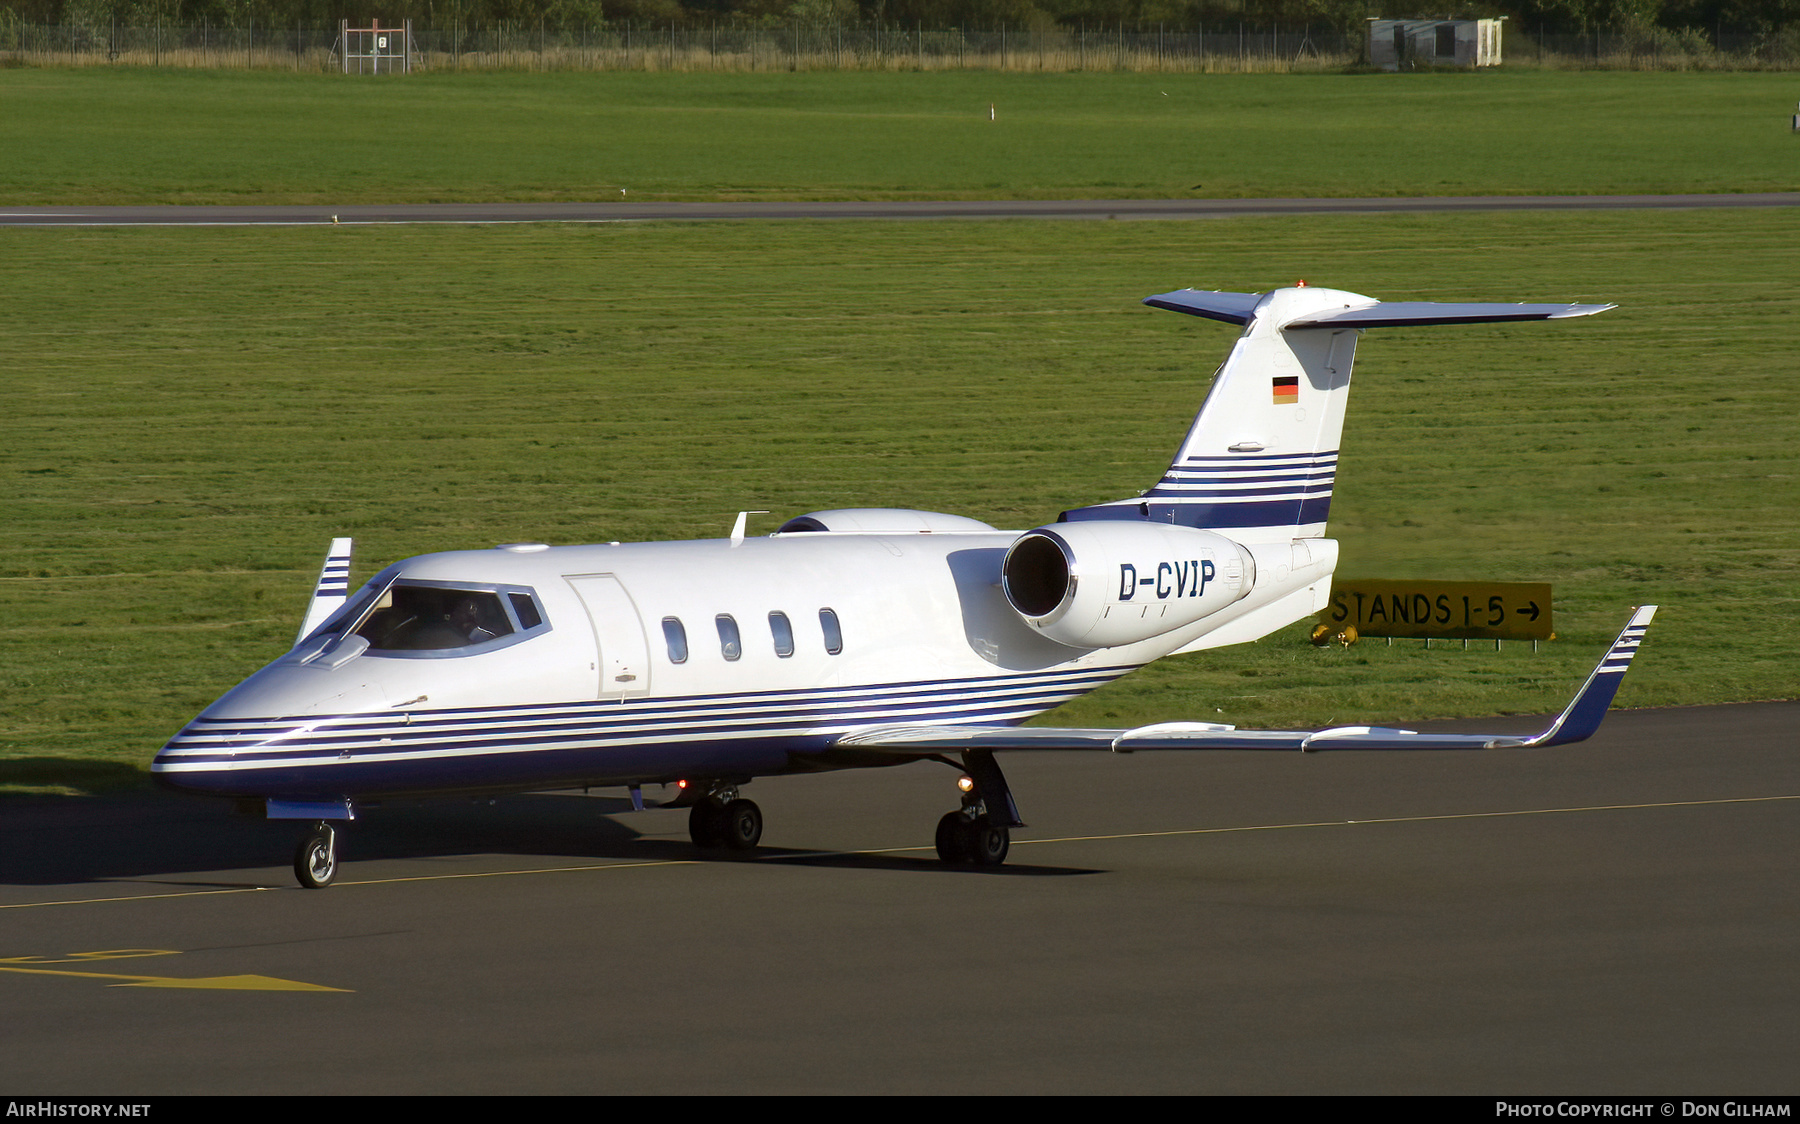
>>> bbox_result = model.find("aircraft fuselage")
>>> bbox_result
[155,521,1333,803]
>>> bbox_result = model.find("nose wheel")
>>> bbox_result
[293,821,338,889]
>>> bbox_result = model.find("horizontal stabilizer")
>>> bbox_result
[1142,288,1614,331]
[1142,289,1265,325]
[835,607,1654,755]
[1284,301,1616,330]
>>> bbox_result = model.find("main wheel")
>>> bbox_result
[966,819,1010,867]
[720,799,763,851]
[293,821,338,889]
[688,800,727,848]
[935,812,970,864]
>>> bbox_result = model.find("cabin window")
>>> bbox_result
[356,586,515,651]
[819,608,843,655]
[769,611,795,658]
[662,617,688,664]
[716,615,742,661]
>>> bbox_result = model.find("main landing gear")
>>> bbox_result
[293,820,338,889]
[935,808,1010,866]
[672,752,1020,866]
[685,785,763,853]
[934,749,1022,868]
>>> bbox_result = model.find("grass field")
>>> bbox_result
[1,68,1797,203]
[3,209,1795,788]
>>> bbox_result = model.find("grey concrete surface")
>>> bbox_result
[3,702,1795,1093]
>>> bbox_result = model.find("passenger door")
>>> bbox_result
[563,574,651,701]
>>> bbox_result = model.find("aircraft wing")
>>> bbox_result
[836,607,1655,755]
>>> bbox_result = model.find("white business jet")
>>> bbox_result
[154,284,1652,888]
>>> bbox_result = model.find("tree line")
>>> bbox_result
[5,0,1793,42]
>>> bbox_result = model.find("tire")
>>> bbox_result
[721,799,763,851]
[688,800,727,848]
[966,819,1010,867]
[293,821,337,889]
[935,812,970,864]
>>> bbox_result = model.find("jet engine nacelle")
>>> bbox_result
[1001,522,1257,649]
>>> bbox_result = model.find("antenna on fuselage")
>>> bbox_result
[730,510,770,547]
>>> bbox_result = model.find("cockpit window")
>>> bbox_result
[357,587,516,651]
[510,593,543,631]
[299,572,550,659]
[305,564,403,642]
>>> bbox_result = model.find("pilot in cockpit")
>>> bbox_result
[450,596,501,644]
[357,587,514,651]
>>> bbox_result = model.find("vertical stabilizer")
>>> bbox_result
[1063,286,1614,543]
[1065,286,1375,542]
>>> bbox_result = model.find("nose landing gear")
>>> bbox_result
[294,821,338,889]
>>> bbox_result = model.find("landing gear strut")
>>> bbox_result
[293,821,338,889]
[934,749,1020,867]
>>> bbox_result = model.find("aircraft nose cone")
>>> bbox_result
[152,659,391,796]
[192,657,390,721]
[153,714,248,794]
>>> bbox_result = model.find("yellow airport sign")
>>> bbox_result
[1320,580,1553,641]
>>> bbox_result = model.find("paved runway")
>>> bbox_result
[3,193,1798,225]
[3,702,1794,1093]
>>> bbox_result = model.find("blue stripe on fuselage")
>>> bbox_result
[154,665,1135,798]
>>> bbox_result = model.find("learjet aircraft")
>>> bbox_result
[154,284,1652,888]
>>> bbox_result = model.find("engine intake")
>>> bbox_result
[1002,522,1256,648]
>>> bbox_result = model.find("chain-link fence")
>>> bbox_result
[0,21,1794,72]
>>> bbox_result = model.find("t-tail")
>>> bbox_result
[1061,285,1616,544]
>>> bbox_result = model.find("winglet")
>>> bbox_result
[1522,606,1657,747]
[295,537,354,646]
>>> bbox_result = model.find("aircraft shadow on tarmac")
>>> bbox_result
[0,789,1099,887]
[750,850,1098,876]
